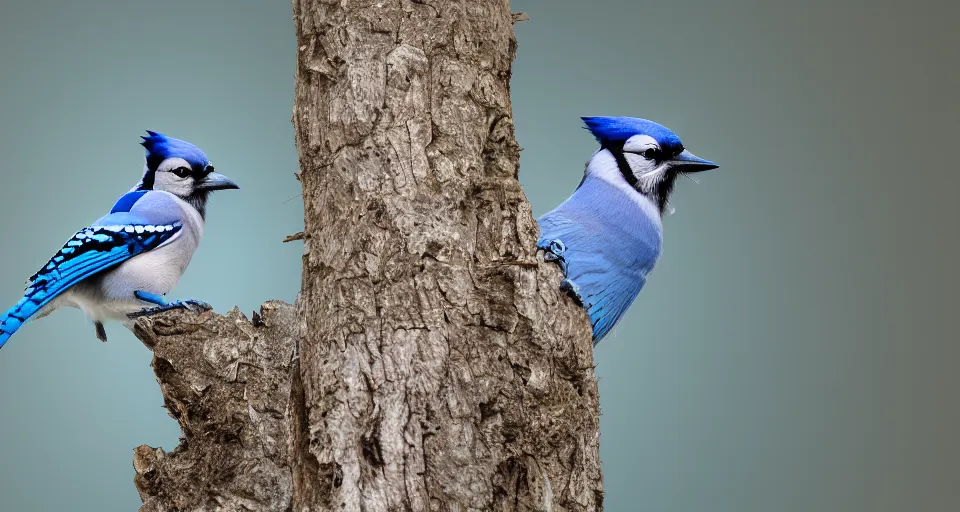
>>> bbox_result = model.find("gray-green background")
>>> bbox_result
[0,1,957,510]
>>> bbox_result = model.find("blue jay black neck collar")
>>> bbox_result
[138,153,167,190]
[604,142,641,190]
[139,170,156,190]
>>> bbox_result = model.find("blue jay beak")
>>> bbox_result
[670,150,718,173]
[200,172,240,191]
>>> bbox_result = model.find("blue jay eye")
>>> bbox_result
[641,148,659,160]
[172,167,191,178]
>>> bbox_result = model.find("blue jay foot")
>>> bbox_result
[560,278,585,307]
[127,299,212,319]
[538,238,569,275]
[95,321,108,342]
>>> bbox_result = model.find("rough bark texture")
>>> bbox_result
[291,0,601,510]
[132,1,602,511]
[132,303,299,511]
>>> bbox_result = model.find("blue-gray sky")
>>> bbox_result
[1,1,958,510]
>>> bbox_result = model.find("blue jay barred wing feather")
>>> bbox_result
[0,222,182,349]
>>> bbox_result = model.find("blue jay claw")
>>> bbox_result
[127,299,212,318]
[560,278,585,307]
[547,239,567,254]
[538,238,569,275]
[181,299,212,312]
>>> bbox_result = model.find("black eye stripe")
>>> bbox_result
[164,164,213,180]
[622,148,661,162]
[193,167,212,181]
[623,146,684,160]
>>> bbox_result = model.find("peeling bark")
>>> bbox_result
[133,303,299,511]
[132,1,602,510]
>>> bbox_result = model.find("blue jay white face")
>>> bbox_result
[582,116,718,213]
[138,131,239,217]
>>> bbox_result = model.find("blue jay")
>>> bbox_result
[0,131,238,349]
[537,117,718,344]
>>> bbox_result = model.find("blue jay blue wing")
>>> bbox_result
[538,211,657,344]
[561,248,647,344]
[0,222,182,349]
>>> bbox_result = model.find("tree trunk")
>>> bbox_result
[132,1,602,511]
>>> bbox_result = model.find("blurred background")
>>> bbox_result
[0,1,958,510]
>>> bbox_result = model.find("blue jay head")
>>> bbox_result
[582,116,717,212]
[136,131,238,213]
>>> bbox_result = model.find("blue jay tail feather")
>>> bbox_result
[0,222,182,350]
[0,308,27,349]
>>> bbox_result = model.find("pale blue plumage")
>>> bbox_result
[0,131,238,349]
[538,178,658,341]
[538,117,718,344]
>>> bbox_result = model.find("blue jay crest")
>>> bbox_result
[582,116,684,155]
[140,130,210,170]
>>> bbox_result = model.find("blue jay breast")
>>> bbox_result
[97,240,193,299]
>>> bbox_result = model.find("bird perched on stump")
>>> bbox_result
[0,131,239,349]
[537,116,718,344]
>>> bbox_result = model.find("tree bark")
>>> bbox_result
[132,1,602,511]
[132,303,299,511]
